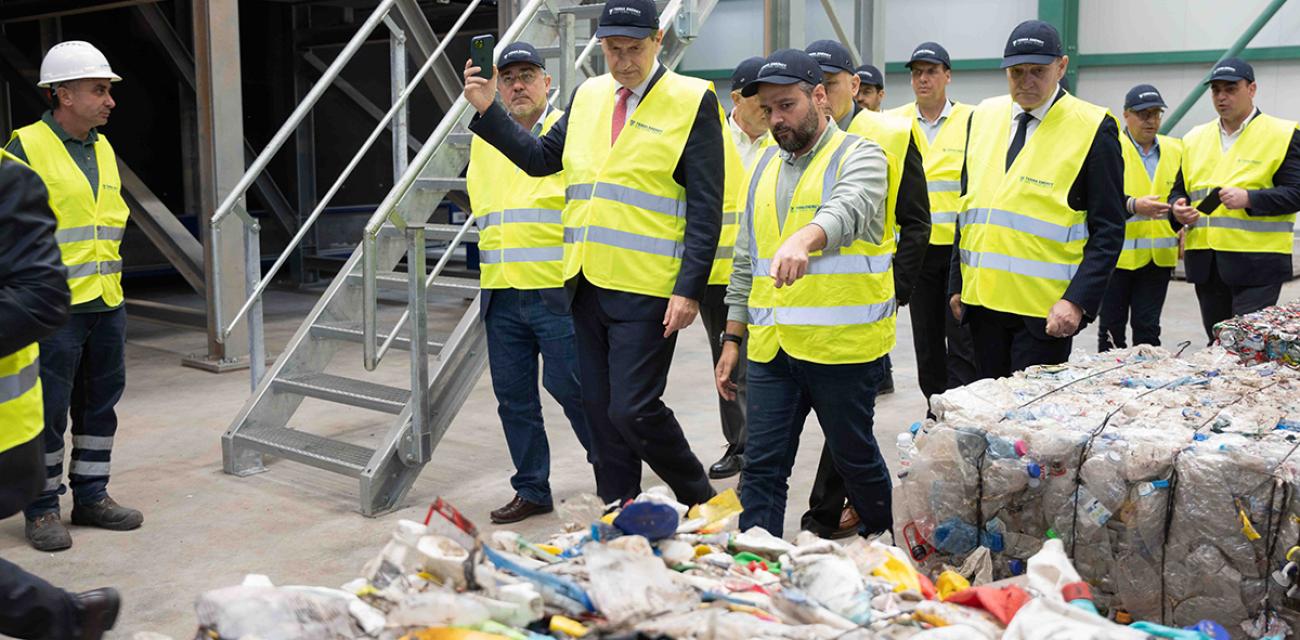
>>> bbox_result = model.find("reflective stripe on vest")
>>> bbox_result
[711,106,746,286]
[1118,133,1181,269]
[560,72,713,298]
[1181,113,1298,255]
[0,343,42,454]
[746,131,896,365]
[958,93,1109,319]
[13,121,129,307]
[467,109,567,290]
[888,101,974,246]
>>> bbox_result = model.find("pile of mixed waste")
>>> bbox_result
[896,345,1300,638]
[1215,299,1300,368]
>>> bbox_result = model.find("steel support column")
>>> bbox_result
[393,0,462,113]
[764,0,804,55]
[188,0,250,372]
[852,0,883,66]
[1038,0,1078,91]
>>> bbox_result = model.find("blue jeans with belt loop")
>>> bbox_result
[25,306,127,519]
[484,288,594,506]
[739,348,892,538]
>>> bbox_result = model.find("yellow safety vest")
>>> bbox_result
[1118,133,1181,269]
[847,109,914,232]
[562,71,719,298]
[13,121,129,307]
[958,94,1111,319]
[1181,113,1298,255]
[887,101,973,245]
[469,110,567,290]
[0,151,44,454]
[710,112,747,286]
[746,130,896,365]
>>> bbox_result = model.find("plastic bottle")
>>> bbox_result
[1062,581,1099,616]
[933,518,979,555]
[896,432,914,475]
[986,435,1018,460]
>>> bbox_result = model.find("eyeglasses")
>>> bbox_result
[500,69,540,86]
[1127,109,1163,122]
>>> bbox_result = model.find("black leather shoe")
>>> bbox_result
[73,588,120,640]
[878,372,895,395]
[71,496,143,531]
[490,495,553,524]
[25,512,72,552]
[708,453,744,479]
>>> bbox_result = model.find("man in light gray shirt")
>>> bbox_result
[713,50,929,538]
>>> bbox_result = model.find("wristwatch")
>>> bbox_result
[719,332,744,346]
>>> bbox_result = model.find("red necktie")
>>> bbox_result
[611,87,633,145]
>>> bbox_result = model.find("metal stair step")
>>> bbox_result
[415,177,467,192]
[273,373,410,414]
[446,132,474,148]
[420,223,479,243]
[310,321,448,352]
[232,426,375,477]
[345,272,480,299]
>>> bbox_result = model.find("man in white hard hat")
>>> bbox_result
[5,41,142,552]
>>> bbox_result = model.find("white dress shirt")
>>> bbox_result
[617,60,662,127]
[1219,108,1261,152]
[728,111,771,170]
[1008,91,1062,146]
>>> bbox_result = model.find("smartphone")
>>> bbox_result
[1196,187,1222,214]
[470,35,495,80]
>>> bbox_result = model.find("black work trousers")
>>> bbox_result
[909,244,977,403]
[570,280,714,506]
[0,436,79,640]
[1194,262,1284,346]
[1098,263,1172,351]
[968,306,1073,380]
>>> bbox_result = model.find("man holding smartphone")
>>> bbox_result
[463,0,723,507]
[1168,58,1300,342]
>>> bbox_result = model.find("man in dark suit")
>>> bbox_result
[463,0,721,506]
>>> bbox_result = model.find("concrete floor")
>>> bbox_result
[3,277,1298,638]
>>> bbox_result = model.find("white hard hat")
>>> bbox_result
[39,41,121,88]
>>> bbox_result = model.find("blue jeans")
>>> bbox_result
[484,288,593,506]
[739,349,892,538]
[25,307,127,518]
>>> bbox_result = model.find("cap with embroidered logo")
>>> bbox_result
[855,64,884,89]
[730,56,766,92]
[1124,84,1166,112]
[805,39,855,75]
[741,49,823,97]
[906,42,951,69]
[1001,20,1064,69]
[1205,57,1255,85]
[496,42,545,70]
[595,0,660,39]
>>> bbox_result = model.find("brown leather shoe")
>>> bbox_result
[830,505,860,539]
[490,495,553,524]
[73,588,121,640]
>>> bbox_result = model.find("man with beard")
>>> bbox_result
[715,49,928,539]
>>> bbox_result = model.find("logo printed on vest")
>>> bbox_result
[1237,158,1263,166]
[628,119,664,135]
[1019,175,1054,189]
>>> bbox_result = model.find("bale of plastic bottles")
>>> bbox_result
[893,345,1300,636]
[1215,299,1300,368]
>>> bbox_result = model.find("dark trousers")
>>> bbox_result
[909,244,977,402]
[484,288,594,506]
[699,285,747,455]
[1194,254,1284,345]
[968,307,1073,380]
[1,436,79,639]
[26,307,126,518]
[1098,263,1172,351]
[570,281,713,506]
[740,350,891,538]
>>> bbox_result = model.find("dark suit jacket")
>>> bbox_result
[1167,110,1300,286]
[949,90,1126,328]
[0,160,70,358]
[894,134,931,306]
[469,64,724,321]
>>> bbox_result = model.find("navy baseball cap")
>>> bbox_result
[855,64,884,88]
[741,49,823,97]
[497,42,545,70]
[1001,20,1064,68]
[1206,57,1255,84]
[906,42,951,69]
[730,56,765,92]
[806,39,855,74]
[1124,84,1166,111]
[595,0,659,39]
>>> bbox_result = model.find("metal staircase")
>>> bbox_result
[209,0,720,515]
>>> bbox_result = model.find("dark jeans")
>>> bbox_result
[967,306,1074,380]
[739,350,891,538]
[484,288,594,506]
[1098,263,1172,351]
[909,244,977,403]
[1,436,79,639]
[26,307,126,518]
[699,285,746,455]
[1194,253,1284,345]
[571,281,713,506]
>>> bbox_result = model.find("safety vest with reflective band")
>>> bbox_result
[469,110,567,290]
[958,94,1110,319]
[1181,113,1298,255]
[0,151,43,454]
[846,109,914,236]
[562,71,718,298]
[887,101,973,246]
[709,113,748,286]
[746,130,896,366]
[1118,133,1181,269]
[13,121,129,307]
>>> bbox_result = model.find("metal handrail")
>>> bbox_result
[212,0,483,342]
